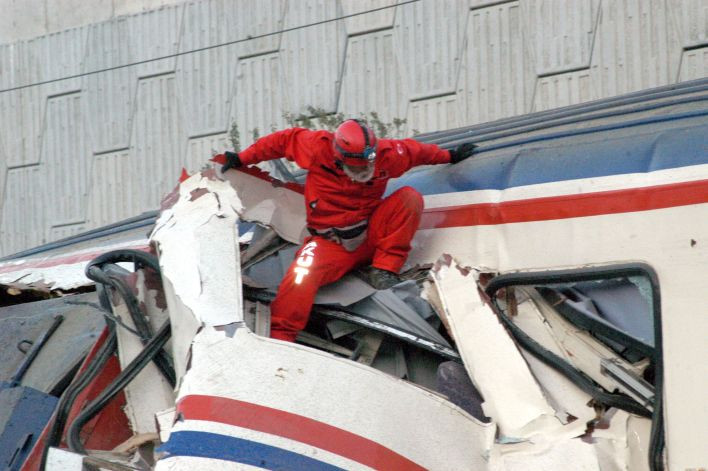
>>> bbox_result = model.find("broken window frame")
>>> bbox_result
[483,262,665,471]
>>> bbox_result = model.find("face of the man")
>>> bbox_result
[342,161,375,182]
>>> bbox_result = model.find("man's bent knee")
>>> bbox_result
[390,186,423,213]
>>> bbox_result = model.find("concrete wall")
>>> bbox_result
[0,0,184,44]
[0,0,706,256]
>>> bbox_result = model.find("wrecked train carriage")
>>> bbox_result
[0,78,705,470]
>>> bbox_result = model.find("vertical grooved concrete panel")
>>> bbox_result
[590,0,680,97]
[395,0,468,98]
[280,0,346,114]
[462,1,533,124]
[0,41,45,167]
[533,69,596,112]
[406,94,462,135]
[132,74,184,213]
[679,47,708,81]
[185,134,227,172]
[43,93,89,226]
[233,53,287,149]
[521,0,599,74]
[178,0,239,137]
[339,29,406,123]
[87,150,137,227]
[0,43,18,168]
[83,18,136,153]
[0,166,45,255]
[233,0,285,58]
[667,0,708,48]
[38,27,87,97]
[341,0,397,36]
[128,4,184,77]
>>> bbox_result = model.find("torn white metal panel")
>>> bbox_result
[0,239,149,291]
[160,275,201,387]
[429,255,559,439]
[491,437,601,471]
[45,447,83,470]
[155,407,176,443]
[159,327,495,470]
[220,167,307,244]
[151,170,243,327]
[626,415,652,471]
[110,269,174,435]
[590,409,650,471]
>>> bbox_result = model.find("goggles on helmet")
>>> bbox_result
[335,144,377,167]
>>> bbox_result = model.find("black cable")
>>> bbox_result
[649,379,665,471]
[484,264,666,469]
[66,321,171,454]
[85,249,161,274]
[489,296,652,418]
[39,323,118,471]
[0,0,419,94]
[86,266,146,338]
[85,251,176,387]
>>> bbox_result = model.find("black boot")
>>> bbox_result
[361,266,401,290]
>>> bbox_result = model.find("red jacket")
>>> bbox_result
[239,127,451,230]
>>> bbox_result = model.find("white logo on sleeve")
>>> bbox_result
[294,241,317,284]
[396,143,404,155]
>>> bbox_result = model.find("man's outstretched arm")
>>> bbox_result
[386,138,477,176]
[214,127,323,172]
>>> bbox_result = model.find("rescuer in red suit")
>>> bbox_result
[216,119,476,342]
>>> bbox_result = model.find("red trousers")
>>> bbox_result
[270,187,423,341]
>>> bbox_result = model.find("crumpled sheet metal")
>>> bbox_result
[429,255,558,440]
[0,240,149,292]
[151,170,243,328]
[157,327,495,471]
[428,254,648,470]
[221,166,308,244]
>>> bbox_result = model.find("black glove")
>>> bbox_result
[221,151,242,173]
[449,142,477,164]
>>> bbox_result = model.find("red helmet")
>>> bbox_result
[332,119,377,167]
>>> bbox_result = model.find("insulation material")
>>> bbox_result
[157,327,495,471]
[221,167,307,244]
[429,255,559,439]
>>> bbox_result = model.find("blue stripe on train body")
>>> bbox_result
[388,111,707,197]
[158,431,346,471]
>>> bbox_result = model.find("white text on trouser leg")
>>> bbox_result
[294,241,317,284]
